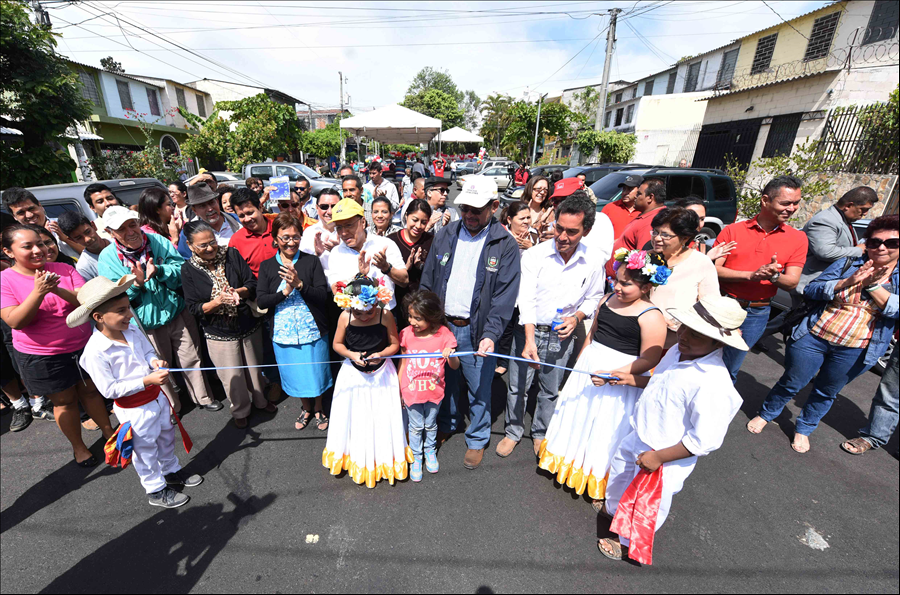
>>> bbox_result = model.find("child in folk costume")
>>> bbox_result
[597,295,746,565]
[322,275,413,488]
[538,249,669,505]
[70,275,202,509]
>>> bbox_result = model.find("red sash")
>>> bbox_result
[610,466,663,565]
[116,385,161,409]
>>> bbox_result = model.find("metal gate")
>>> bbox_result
[693,118,763,171]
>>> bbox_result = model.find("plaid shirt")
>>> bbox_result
[810,281,878,348]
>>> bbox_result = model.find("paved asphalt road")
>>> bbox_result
[2,188,897,593]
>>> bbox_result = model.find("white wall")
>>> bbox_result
[98,72,168,126]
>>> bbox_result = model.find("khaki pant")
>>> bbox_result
[205,327,267,420]
[148,309,213,409]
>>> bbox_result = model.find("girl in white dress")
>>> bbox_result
[538,249,669,505]
[322,276,413,488]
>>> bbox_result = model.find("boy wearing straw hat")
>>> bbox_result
[595,295,747,565]
[68,275,203,509]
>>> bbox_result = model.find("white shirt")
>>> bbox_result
[324,233,406,309]
[300,221,338,270]
[412,162,426,177]
[363,179,400,210]
[579,211,614,271]
[517,240,604,326]
[79,325,158,401]
[212,215,236,246]
[444,223,491,318]
[634,346,742,457]
[75,249,101,281]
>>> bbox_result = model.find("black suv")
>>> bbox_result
[501,163,646,206]
[589,167,738,242]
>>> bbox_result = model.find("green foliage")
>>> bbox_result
[400,89,464,129]
[501,101,573,163]
[574,130,637,163]
[100,56,124,74]
[300,120,350,158]
[479,94,514,154]
[181,93,303,172]
[829,87,899,174]
[725,139,841,220]
[0,0,93,188]
[406,67,463,104]
[385,144,418,154]
[462,90,482,131]
[88,112,183,184]
[571,87,601,131]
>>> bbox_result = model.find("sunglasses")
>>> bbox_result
[278,201,300,209]
[317,203,336,210]
[866,237,900,250]
[459,204,488,215]
[429,187,449,194]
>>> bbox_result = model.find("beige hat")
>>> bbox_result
[667,295,749,351]
[66,274,136,328]
[102,205,139,231]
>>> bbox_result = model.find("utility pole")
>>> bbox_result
[531,93,547,165]
[339,71,346,164]
[589,8,621,162]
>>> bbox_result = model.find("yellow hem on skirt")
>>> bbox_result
[536,439,609,500]
[322,447,416,488]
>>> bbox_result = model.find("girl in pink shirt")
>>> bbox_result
[398,290,459,482]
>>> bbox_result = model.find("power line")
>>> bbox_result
[527,24,611,93]
[761,0,809,40]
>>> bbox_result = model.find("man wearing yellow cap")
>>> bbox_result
[325,198,408,309]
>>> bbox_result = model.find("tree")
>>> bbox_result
[462,90,482,131]
[571,87,601,131]
[479,94,514,154]
[400,89,464,130]
[100,56,124,74]
[406,67,462,104]
[300,120,350,158]
[501,100,574,163]
[181,94,303,172]
[0,0,92,188]
[575,130,637,164]
[405,67,480,133]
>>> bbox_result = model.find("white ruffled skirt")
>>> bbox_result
[537,341,643,500]
[322,360,413,488]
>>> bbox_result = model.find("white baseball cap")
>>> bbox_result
[455,176,498,209]
[102,205,139,231]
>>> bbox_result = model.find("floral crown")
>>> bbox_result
[612,248,672,287]
[333,276,393,311]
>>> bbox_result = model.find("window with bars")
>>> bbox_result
[116,80,133,111]
[614,92,623,104]
[644,80,654,96]
[146,89,161,116]
[195,94,207,117]
[614,108,624,127]
[175,87,187,109]
[77,72,101,105]
[716,49,739,88]
[761,113,802,158]
[604,111,612,128]
[863,0,898,45]
[751,33,778,74]
[684,62,702,92]
[625,104,634,124]
[804,12,840,61]
[666,71,677,94]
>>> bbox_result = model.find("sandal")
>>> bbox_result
[314,411,329,432]
[840,437,873,456]
[597,538,626,561]
[295,410,313,431]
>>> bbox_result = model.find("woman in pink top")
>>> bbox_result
[397,290,459,482]
[0,225,113,466]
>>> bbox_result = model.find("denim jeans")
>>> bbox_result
[439,324,495,449]
[760,332,872,436]
[860,347,899,449]
[505,325,575,442]
[407,402,440,459]
[723,305,771,382]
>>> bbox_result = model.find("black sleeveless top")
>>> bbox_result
[345,311,389,372]
[592,301,658,357]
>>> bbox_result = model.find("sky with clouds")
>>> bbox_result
[48,0,831,114]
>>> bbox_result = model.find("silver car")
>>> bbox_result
[242,162,340,197]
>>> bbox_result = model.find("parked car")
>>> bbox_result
[529,164,568,178]
[241,162,341,197]
[500,163,648,208]
[475,159,513,174]
[187,171,244,186]
[455,162,478,175]
[456,165,513,191]
[0,178,167,224]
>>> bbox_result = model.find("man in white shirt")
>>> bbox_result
[498,194,605,458]
[176,182,241,258]
[324,198,408,310]
[300,187,341,270]
[57,211,110,281]
[363,162,400,210]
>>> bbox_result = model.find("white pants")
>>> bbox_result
[113,394,181,494]
[605,431,697,547]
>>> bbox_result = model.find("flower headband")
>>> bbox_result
[333,276,393,311]
[612,248,672,287]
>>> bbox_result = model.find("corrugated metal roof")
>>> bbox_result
[63,58,165,88]
[700,70,832,100]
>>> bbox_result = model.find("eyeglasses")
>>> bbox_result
[459,204,488,215]
[277,235,302,244]
[429,187,449,194]
[192,241,217,250]
[650,229,677,241]
[866,237,900,250]
[533,188,548,195]
[278,201,300,209]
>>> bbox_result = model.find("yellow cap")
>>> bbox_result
[331,198,365,223]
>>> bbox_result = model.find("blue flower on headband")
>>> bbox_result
[650,266,672,286]
[357,284,378,306]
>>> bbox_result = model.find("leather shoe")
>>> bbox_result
[234,416,248,429]
[463,448,484,469]
[201,401,224,412]
[495,437,518,458]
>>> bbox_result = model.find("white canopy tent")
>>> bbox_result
[339,104,442,150]
[437,126,483,143]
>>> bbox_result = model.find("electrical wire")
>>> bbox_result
[761,0,809,40]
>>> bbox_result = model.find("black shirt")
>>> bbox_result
[256,251,331,338]
[181,247,259,339]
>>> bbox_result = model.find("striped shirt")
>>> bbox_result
[810,282,878,348]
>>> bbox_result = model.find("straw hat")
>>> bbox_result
[66,274,136,328]
[667,295,749,351]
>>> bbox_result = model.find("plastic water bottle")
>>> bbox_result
[549,308,564,353]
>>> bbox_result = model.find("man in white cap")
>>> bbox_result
[596,295,746,564]
[420,176,521,470]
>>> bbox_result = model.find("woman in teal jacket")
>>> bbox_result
[97,206,219,413]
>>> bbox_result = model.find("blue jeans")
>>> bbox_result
[760,332,872,436]
[407,402,440,459]
[439,324,495,449]
[860,347,899,449]
[723,305,771,382]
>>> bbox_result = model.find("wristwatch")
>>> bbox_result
[383,263,393,275]
[770,272,781,283]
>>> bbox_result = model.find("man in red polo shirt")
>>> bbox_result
[713,175,808,381]
[601,173,642,238]
[604,177,667,278]
[228,187,277,277]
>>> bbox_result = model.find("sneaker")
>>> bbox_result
[424,451,439,474]
[165,471,203,488]
[148,487,190,509]
[10,407,33,432]
[33,401,55,422]
[410,458,423,482]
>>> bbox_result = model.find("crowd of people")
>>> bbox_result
[1,164,897,564]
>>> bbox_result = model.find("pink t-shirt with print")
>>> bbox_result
[399,325,457,406]
[0,262,91,355]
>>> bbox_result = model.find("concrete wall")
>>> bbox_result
[98,72,169,126]
[792,172,898,226]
